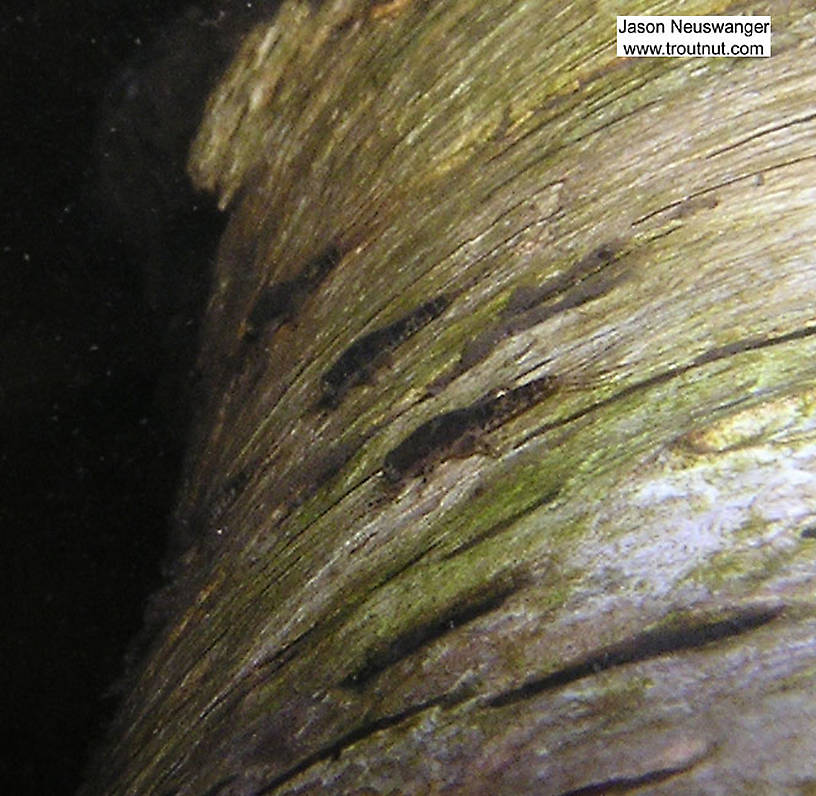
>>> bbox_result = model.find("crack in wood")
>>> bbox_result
[251,696,448,795]
[520,323,816,448]
[705,110,816,159]
[440,486,562,561]
[340,572,526,689]
[486,603,784,709]
[631,189,719,225]
[556,761,698,795]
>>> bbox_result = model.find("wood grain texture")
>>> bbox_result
[82,1,816,793]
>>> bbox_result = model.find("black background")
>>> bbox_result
[2,1,228,792]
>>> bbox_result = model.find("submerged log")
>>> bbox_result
[82,1,816,793]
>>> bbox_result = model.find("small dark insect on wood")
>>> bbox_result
[244,282,294,340]
[428,242,627,395]
[319,294,450,408]
[244,243,342,340]
[501,242,620,318]
[383,374,560,483]
[207,470,250,527]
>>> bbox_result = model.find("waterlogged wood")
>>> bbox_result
[82,1,816,794]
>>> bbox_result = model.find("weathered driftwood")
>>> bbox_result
[82,1,816,793]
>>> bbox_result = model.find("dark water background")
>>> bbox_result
[1,1,240,791]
